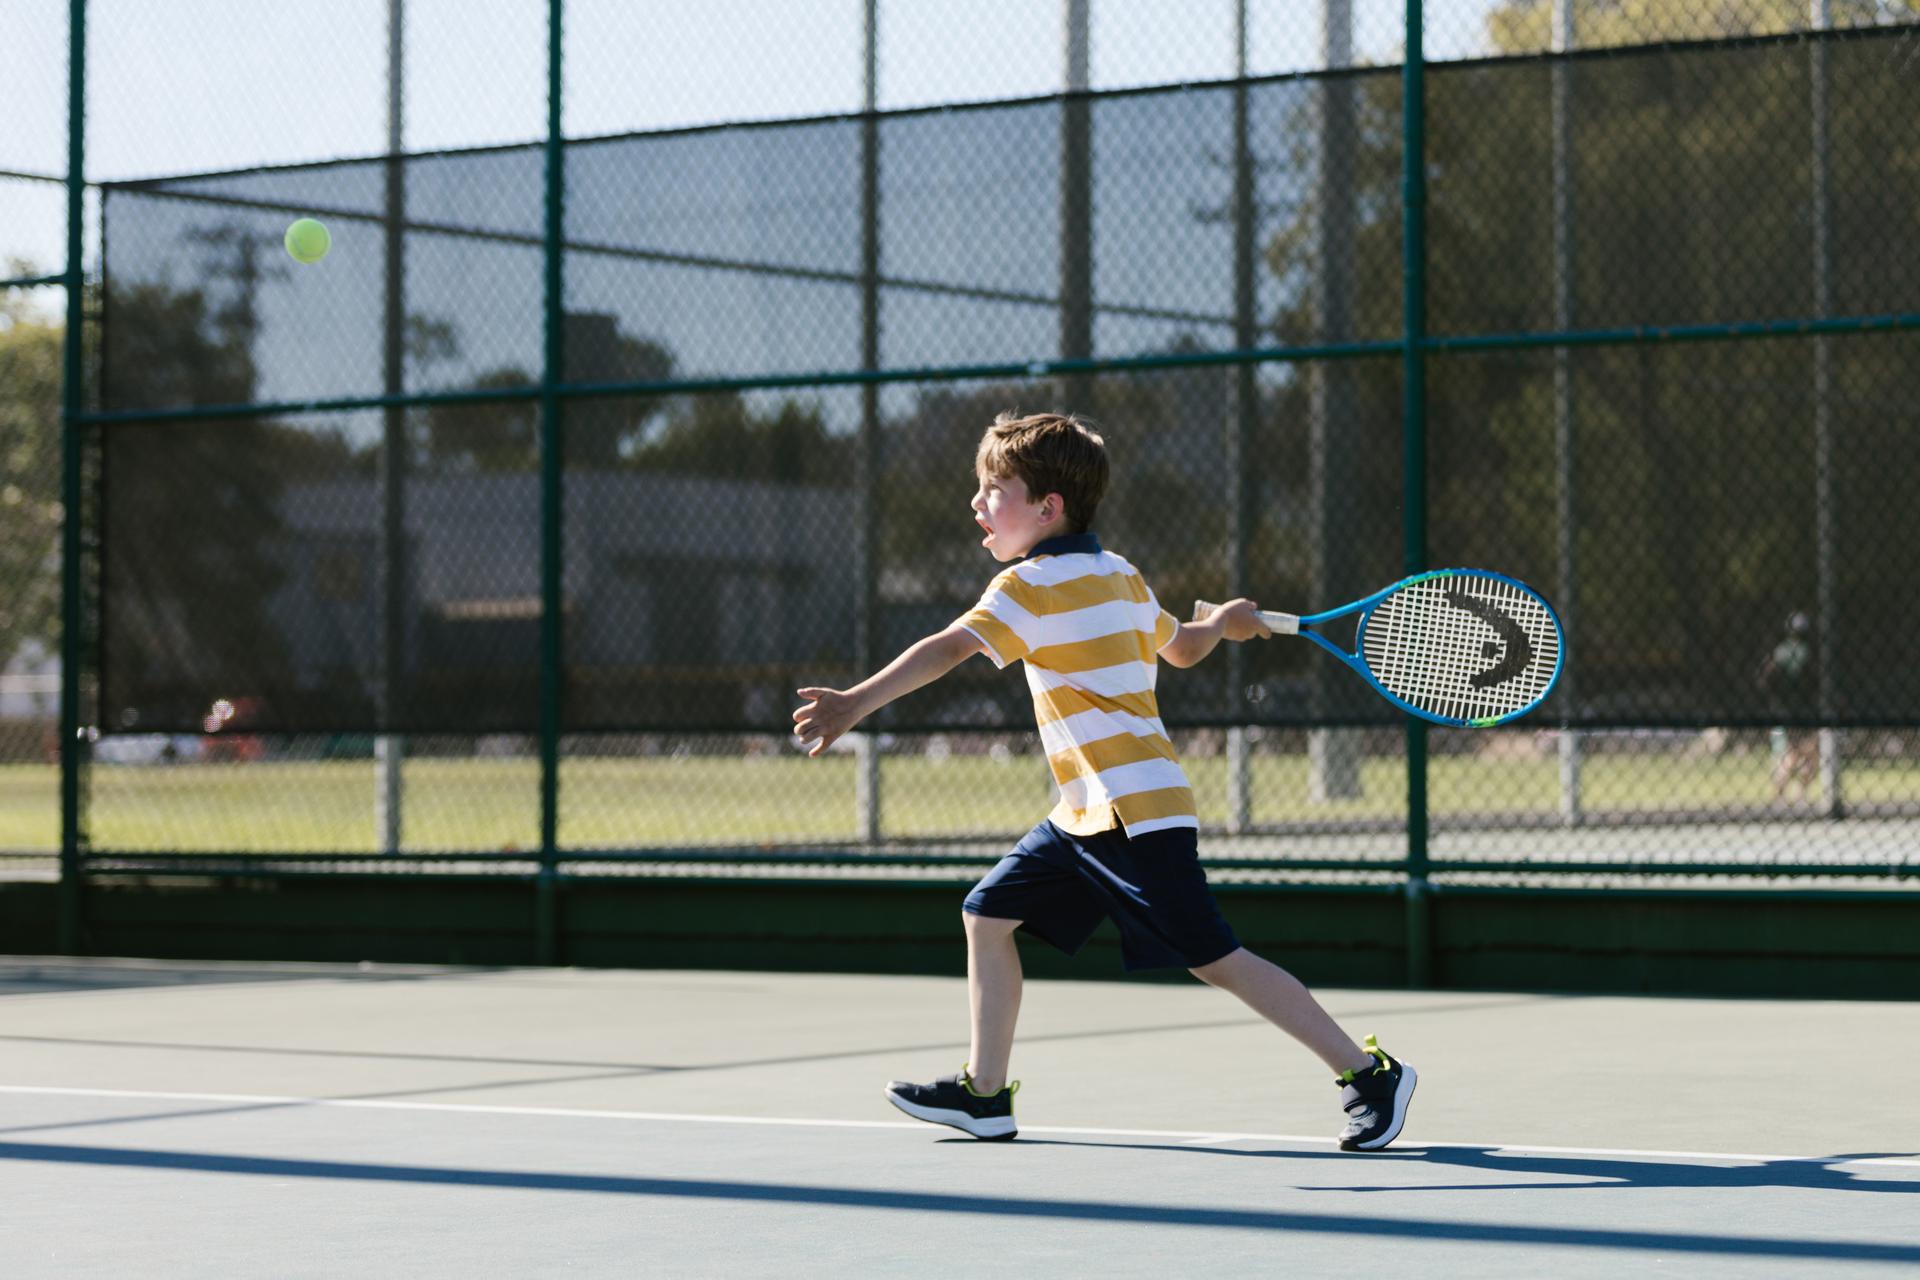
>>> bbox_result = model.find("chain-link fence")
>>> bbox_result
[0,4,78,878]
[10,2,1919,945]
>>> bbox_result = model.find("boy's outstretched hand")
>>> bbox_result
[791,627,985,758]
[793,686,863,758]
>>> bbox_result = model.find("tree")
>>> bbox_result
[1487,0,1893,54]
[628,391,846,484]
[564,312,676,469]
[420,366,540,473]
[0,266,62,667]
[413,312,679,472]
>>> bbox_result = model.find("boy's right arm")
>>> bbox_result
[1160,598,1270,668]
[793,625,986,757]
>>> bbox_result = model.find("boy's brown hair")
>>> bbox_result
[975,411,1109,534]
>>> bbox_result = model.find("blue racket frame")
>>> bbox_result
[1200,568,1565,728]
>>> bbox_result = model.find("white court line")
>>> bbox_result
[1,1084,1916,1170]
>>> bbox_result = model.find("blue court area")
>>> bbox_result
[2,960,1915,1276]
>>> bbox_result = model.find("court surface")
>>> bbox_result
[1,958,1915,1276]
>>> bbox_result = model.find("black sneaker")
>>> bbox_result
[884,1068,1018,1140]
[1336,1034,1417,1151]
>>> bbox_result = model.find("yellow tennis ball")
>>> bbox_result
[284,218,331,264]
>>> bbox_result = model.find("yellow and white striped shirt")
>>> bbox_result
[956,533,1195,838]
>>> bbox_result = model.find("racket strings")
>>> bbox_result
[1362,575,1560,722]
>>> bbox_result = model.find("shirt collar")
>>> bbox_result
[1021,532,1101,561]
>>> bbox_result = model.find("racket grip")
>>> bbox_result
[1192,600,1299,635]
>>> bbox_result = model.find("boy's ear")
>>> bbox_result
[1039,492,1066,526]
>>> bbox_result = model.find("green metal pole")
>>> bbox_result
[535,0,565,963]
[1401,0,1433,988]
[854,0,882,843]
[57,0,88,955]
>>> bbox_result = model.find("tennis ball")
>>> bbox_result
[284,218,331,264]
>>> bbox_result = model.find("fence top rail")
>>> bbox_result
[73,311,1920,428]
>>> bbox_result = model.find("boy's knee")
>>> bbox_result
[963,910,1021,938]
[1188,948,1248,985]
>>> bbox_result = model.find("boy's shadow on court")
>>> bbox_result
[944,1138,1920,1195]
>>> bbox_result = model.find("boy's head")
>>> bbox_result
[970,412,1109,562]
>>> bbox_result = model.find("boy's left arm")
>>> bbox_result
[1159,597,1271,668]
[793,625,986,757]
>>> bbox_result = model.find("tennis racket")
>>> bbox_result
[1195,568,1564,727]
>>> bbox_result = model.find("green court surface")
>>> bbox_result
[3,752,1914,853]
[1,960,1914,1276]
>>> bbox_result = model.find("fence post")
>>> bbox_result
[1059,0,1092,411]
[57,0,89,955]
[535,0,566,964]
[1401,0,1432,989]
[1226,0,1256,834]
[1552,0,1583,828]
[1309,0,1361,804]
[855,0,883,846]
[377,0,408,856]
[1809,0,1842,817]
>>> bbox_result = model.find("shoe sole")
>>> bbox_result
[884,1089,1017,1140]
[1342,1064,1417,1152]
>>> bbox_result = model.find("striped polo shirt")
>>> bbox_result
[956,533,1196,838]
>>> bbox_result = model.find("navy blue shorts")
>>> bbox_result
[963,819,1241,972]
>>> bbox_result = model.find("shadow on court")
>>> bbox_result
[998,1138,1920,1196]
[0,1139,1915,1265]
[0,960,512,997]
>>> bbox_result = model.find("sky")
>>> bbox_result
[2,0,1509,292]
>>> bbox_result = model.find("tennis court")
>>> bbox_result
[3,959,1915,1275]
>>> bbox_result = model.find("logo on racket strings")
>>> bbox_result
[1445,589,1534,688]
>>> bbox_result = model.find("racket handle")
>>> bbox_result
[1192,600,1299,635]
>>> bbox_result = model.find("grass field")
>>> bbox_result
[2,748,1915,854]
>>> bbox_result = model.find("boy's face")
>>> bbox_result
[971,467,1061,562]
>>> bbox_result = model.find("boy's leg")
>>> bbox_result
[887,824,1100,1140]
[883,910,1025,1141]
[1190,946,1372,1076]
[964,910,1023,1094]
[1193,945,1417,1151]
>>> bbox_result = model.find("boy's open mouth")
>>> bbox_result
[976,517,994,544]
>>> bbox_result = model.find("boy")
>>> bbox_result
[792,412,1415,1151]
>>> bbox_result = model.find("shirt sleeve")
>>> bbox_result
[1153,608,1179,654]
[1142,582,1179,654]
[955,571,1038,669]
